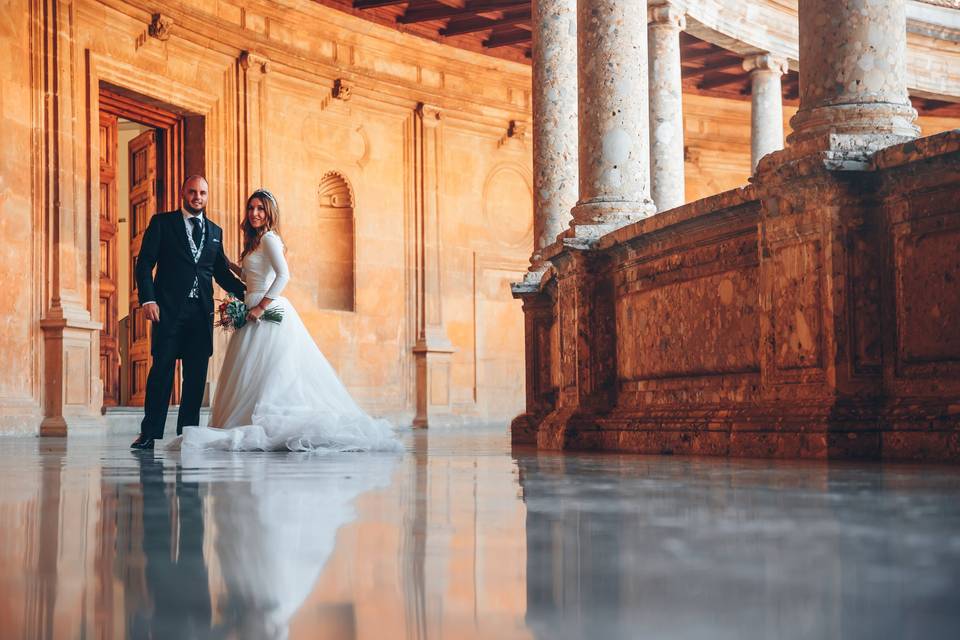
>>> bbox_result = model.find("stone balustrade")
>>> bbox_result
[513,131,960,461]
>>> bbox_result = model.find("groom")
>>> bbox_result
[131,175,246,449]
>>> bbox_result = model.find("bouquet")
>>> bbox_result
[216,294,284,331]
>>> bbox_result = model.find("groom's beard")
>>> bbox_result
[183,203,204,216]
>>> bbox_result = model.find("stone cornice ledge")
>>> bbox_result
[594,186,760,254]
[94,0,530,118]
[872,129,960,170]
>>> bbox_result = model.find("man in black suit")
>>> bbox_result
[131,175,245,449]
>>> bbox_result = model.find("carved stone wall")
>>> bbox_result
[0,0,536,432]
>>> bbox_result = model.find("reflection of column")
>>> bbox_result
[411,103,453,428]
[569,0,655,242]
[743,54,788,173]
[788,0,917,147]
[648,2,686,212]
[531,0,578,261]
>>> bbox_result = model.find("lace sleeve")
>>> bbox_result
[262,232,290,299]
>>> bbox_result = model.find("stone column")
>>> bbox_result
[647,2,686,212]
[531,0,578,262]
[743,54,788,173]
[788,0,918,147]
[570,0,656,242]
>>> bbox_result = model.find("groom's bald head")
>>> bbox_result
[181,175,209,214]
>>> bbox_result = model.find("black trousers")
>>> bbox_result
[140,299,210,439]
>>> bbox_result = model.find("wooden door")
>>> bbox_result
[99,113,120,408]
[127,130,158,407]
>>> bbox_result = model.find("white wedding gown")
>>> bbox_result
[173,230,401,452]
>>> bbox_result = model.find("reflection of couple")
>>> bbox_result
[132,450,396,639]
[130,175,400,452]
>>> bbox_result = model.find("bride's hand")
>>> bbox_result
[228,260,242,276]
[246,304,264,324]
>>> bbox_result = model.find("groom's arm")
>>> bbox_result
[135,215,162,318]
[213,243,246,299]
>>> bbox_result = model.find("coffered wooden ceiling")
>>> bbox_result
[316,0,960,116]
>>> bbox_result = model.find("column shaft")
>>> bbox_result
[531,0,578,258]
[647,2,686,212]
[744,54,788,172]
[571,0,655,238]
[789,0,917,145]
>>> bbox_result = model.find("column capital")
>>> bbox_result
[648,2,686,30]
[743,53,789,76]
[416,102,443,126]
[239,51,270,74]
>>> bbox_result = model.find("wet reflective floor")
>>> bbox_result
[1,427,959,639]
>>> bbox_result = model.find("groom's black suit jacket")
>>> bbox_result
[135,210,245,357]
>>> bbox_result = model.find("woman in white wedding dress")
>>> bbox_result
[174,188,401,452]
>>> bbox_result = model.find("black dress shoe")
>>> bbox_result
[131,435,155,450]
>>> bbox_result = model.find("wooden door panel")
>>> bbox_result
[99,112,120,408]
[127,129,157,407]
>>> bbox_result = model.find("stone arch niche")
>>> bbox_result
[315,172,356,311]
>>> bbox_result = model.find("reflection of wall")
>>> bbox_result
[298,435,532,640]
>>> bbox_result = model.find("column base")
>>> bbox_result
[566,199,657,248]
[412,337,456,429]
[787,102,919,147]
[40,414,107,437]
[40,315,105,437]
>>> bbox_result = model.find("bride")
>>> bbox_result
[173,188,401,452]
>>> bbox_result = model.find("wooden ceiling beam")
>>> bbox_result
[681,57,743,79]
[441,10,531,36]
[680,46,725,64]
[483,27,532,48]
[353,0,408,9]
[398,0,528,24]
[696,72,748,91]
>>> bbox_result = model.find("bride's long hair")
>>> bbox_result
[241,189,281,259]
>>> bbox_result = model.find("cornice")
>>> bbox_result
[87,0,531,121]
[684,0,960,101]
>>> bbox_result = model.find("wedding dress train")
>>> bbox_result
[173,230,400,452]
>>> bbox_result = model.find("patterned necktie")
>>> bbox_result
[189,217,202,250]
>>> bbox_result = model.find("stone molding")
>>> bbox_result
[148,13,174,41]
[332,78,352,101]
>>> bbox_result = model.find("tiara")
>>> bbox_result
[251,188,277,205]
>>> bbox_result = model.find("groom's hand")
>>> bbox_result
[142,302,160,323]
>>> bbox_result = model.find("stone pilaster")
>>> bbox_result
[238,51,270,195]
[509,274,559,445]
[536,249,616,450]
[743,53,788,173]
[788,0,918,151]
[40,0,103,435]
[569,0,656,243]
[647,2,686,212]
[530,0,578,263]
[411,103,454,428]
